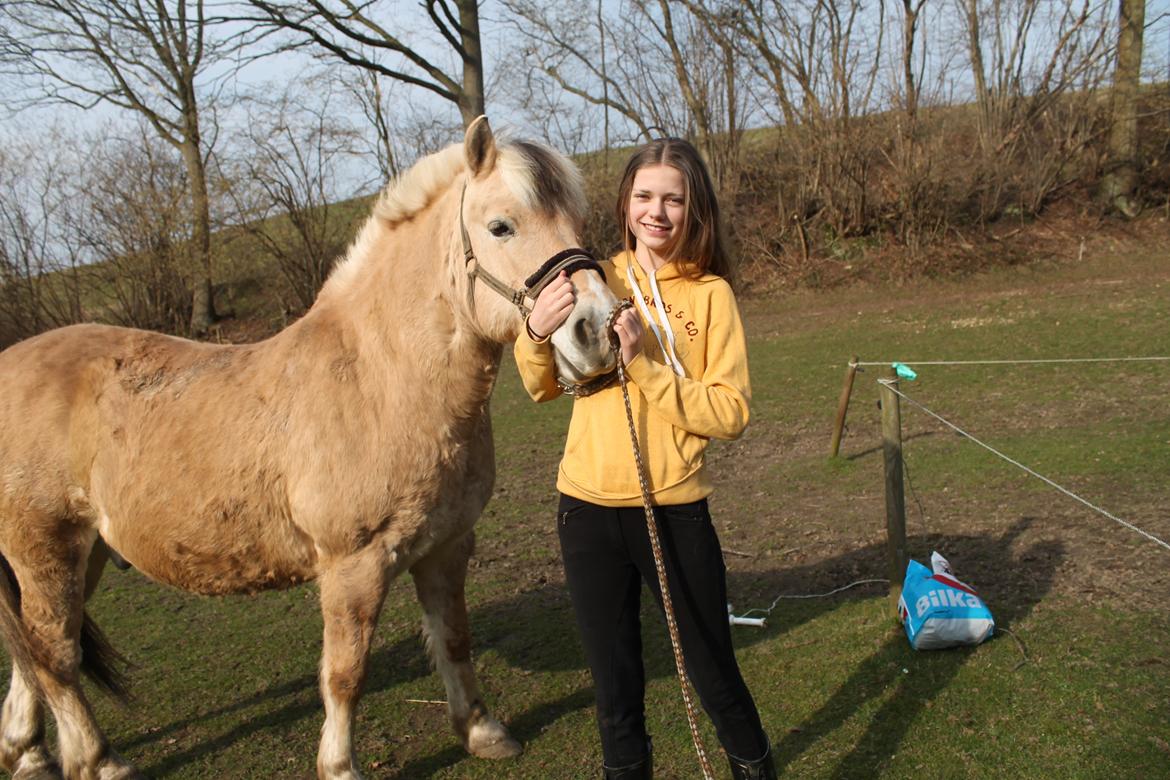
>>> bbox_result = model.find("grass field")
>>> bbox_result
[15,219,1170,778]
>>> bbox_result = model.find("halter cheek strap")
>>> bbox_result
[459,182,602,317]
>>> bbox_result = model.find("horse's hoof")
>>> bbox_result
[97,764,147,780]
[13,768,62,780]
[467,718,522,759]
[11,751,63,780]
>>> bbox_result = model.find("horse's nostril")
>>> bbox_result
[574,317,594,346]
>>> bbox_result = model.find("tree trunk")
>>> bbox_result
[180,136,216,335]
[901,0,921,129]
[965,0,991,141]
[457,0,486,127]
[1099,0,1145,217]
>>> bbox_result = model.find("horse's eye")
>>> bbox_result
[488,220,514,238]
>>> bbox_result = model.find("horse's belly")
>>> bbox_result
[100,504,319,596]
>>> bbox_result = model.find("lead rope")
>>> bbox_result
[605,303,717,780]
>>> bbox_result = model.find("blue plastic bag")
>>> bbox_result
[898,552,994,650]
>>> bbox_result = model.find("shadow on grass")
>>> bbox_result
[391,686,596,779]
[132,634,431,776]
[845,429,941,462]
[127,516,1059,779]
[761,517,1061,779]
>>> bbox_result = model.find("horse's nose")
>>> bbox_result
[573,315,596,348]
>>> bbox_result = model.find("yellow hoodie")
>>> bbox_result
[514,251,751,507]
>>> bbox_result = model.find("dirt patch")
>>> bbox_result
[719,219,1170,617]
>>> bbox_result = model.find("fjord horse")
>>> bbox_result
[0,117,619,779]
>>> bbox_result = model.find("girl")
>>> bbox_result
[514,138,776,780]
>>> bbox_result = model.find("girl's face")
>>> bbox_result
[626,164,686,266]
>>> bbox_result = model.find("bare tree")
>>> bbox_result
[899,0,927,127]
[502,0,692,142]
[635,0,751,193]
[221,78,364,311]
[239,0,485,127]
[1099,0,1146,215]
[961,0,1109,154]
[0,0,232,334]
[959,0,1112,220]
[346,69,402,183]
[716,0,885,238]
[0,134,88,346]
[341,69,464,183]
[503,0,749,191]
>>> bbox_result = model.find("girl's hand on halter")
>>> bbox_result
[612,308,644,366]
[527,272,575,340]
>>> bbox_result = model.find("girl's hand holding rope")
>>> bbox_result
[611,307,644,365]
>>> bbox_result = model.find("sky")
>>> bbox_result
[2,0,1169,185]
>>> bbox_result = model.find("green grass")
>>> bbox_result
[8,229,1170,778]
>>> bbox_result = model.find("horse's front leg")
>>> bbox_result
[316,548,390,780]
[410,531,521,759]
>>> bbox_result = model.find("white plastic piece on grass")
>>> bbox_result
[727,603,766,628]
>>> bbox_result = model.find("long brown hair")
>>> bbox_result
[614,138,730,279]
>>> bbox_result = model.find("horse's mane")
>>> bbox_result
[372,137,587,228]
[373,146,464,226]
[321,137,586,301]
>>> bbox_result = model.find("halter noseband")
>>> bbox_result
[459,182,603,317]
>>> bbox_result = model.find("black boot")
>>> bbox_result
[727,741,776,780]
[602,739,653,779]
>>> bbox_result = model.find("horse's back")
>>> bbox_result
[0,323,208,458]
[0,324,145,483]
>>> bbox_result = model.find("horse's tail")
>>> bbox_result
[79,612,131,701]
[0,552,131,702]
[0,552,40,691]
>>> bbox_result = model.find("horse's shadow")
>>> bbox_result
[130,516,1060,778]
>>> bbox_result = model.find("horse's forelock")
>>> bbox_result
[497,141,587,228]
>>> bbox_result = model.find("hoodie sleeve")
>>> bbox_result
[513,318,565,402]
[623,280,750,440]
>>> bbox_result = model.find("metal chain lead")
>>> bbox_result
[605,303,717,780]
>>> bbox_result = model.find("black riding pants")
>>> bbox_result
[556,493,768,767]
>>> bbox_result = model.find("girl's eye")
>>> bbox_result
[489,220,514,238]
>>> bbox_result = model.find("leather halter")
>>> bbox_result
[459,182,602,317]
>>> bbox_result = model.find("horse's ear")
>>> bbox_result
[464,116,497,178]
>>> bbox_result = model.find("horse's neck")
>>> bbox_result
[295,203,500,420]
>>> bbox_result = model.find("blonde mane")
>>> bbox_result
[370,136,587,227]
[373,145,465,226]
[321,138,587,300]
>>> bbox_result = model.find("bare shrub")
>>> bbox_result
[0,134,88,347]
[69,128,196,334]
[959,0,1112,219]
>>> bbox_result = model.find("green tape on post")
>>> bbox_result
[892,362,917,381]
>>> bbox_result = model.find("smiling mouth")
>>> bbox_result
[640,222,671,232]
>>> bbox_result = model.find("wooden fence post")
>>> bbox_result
[879,378,908,615]
[829,357,860,458]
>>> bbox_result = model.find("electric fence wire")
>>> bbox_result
[856,356,1170,367]
[735,579,890,620]
[880,379,1170,553]
[730,354,1170,624]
